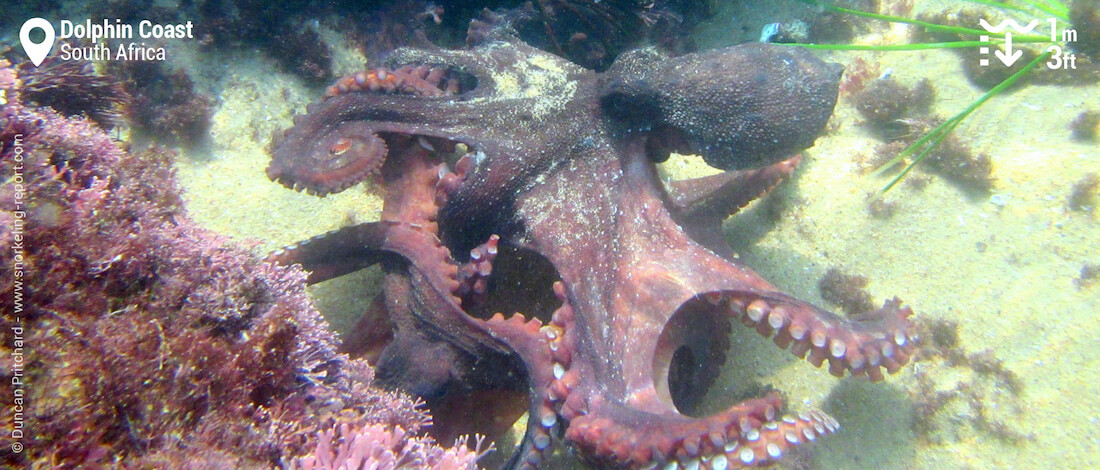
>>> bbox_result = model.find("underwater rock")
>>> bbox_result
[0,91,474,467]
[111,60,213,145]
[467,0,701,71]
[1071,0,1100,61]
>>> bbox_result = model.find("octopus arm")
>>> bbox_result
[666,155,802,257]
[564,393,838,468]
[718,289,916,380]
[265,222,395,284]
[667,155,802,223]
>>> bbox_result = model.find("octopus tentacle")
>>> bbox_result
[264,220,475,343]
[264,222,394,284]
[667,155,802,257]
[479,281,579,470]
[563,393,837,469]
[436,150,481,206]
[482,313,557,470]
[667,155,802,223]
[267,121,388,196]
[270,63,477,196]
[718,291,916,380]
[544,281,580,416]
[323,65,466,99]
[456,234,500,308]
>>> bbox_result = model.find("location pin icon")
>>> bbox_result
[20,18,56,67]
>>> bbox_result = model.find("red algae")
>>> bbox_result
[0,67,478,468]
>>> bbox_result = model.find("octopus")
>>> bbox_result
[266,33,916,469]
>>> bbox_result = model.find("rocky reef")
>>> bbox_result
[0,65,482,468]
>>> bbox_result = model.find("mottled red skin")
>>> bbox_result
[267,39,916,469]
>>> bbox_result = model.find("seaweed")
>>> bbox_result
[793,0,1087,192]
[0,80,480,468]
[1076,262,1100,289]
[838,56,883,95]
[1067,172,1099,212]
[852,84,994,194]
[921,125,995,193]
[909,318,1031,445]
[866,197,898,218]
[1071,0,1100,59]
[852,77,935,135]
[818,267,876,315]
[15,57,130,130]
[112,60,213,146]
[1069,110,1100,140]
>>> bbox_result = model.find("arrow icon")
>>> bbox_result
[978,18,1038,68]
[995,32,1023,66]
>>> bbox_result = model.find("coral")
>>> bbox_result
[1070,110,1100,140]
[0,99,474,468]
[15,57,130,130]
[818,267,876,315]
[112,60,213,145]
[0,60,18,106]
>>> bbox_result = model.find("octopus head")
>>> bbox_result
[600,43,843,170]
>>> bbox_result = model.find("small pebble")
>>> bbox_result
[989,194,1007,207]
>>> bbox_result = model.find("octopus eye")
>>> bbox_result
[330,138,353,156]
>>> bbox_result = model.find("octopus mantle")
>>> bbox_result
[267,39,916,469]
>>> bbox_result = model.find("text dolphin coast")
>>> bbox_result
[54,19,194,62]
[59,19,194,43]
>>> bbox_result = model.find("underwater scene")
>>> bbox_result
[0,0,1098,468]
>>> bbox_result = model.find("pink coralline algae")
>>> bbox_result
[0,68,480,469]
[293,421,490,470]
